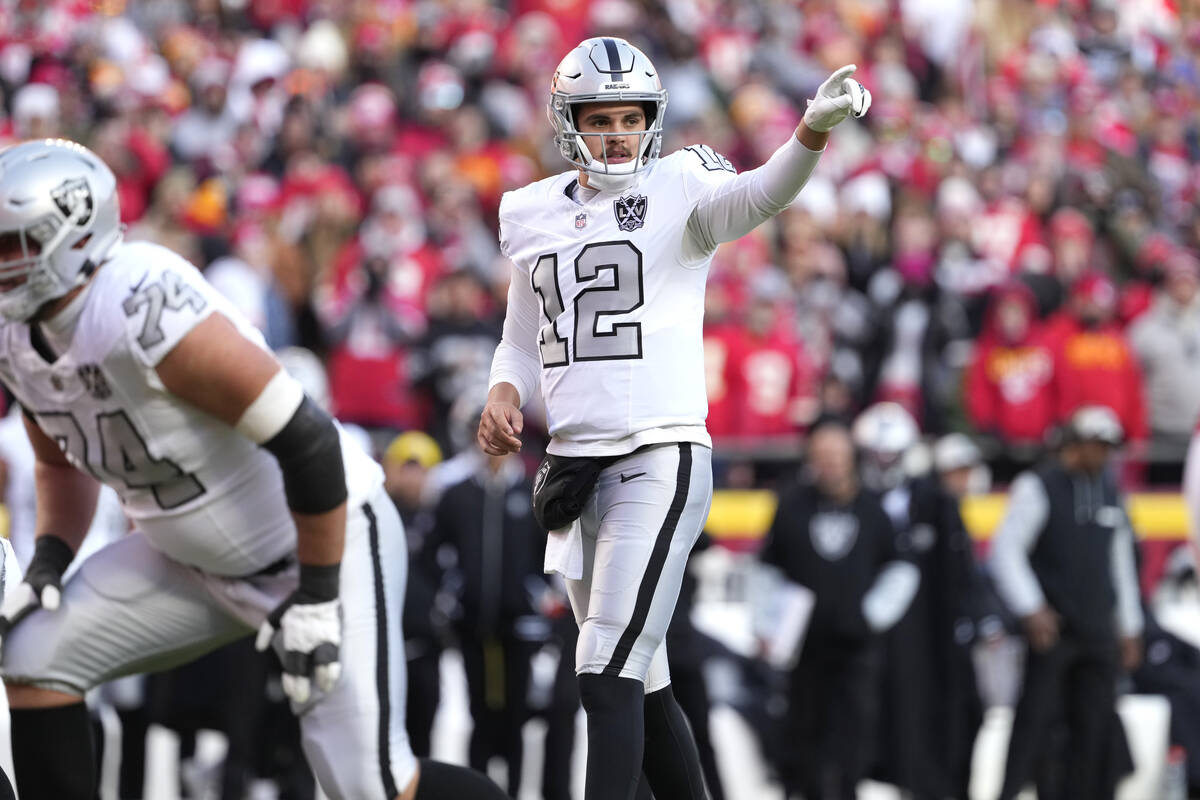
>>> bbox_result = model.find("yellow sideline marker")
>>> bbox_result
[705,490,1190,543]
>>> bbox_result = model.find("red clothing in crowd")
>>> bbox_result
[1045,313,1148,441]
[319,236,445,428]
[966,284,1057,443]
[703,324,814,439]
[703,323,742,439]
[116,128,170,224]
[326,343,429,431]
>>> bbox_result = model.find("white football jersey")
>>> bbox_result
[0,241,382,576]
[496,145,747,456]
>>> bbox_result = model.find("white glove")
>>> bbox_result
[803,64,872,132]
[256,595,343,704]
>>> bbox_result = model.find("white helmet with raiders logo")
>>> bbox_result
[0,139,123,321]
[853,401,920,491]
[548,37,667,192]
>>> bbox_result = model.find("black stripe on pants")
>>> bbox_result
[365,501,400,799]
[604,443,692,676]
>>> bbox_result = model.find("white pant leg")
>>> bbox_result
[297,487,417,800]
[1,533,249,694]
[568,443,712,685]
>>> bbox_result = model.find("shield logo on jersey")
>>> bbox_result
[613,194,647,232]
[575,212,588,229]
[77,363,111,400]
[50,178,94,226]
[810,511,859,561]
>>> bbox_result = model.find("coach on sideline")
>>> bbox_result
[989,405,1144,800]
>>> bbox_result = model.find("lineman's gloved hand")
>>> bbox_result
[0,535,73,649]
[256,563,342,704]
[803,64,872,132]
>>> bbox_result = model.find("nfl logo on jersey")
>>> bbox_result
[613,194,648,232]
[575,212,587,229]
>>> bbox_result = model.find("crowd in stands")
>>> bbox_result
[1,0,1197,486]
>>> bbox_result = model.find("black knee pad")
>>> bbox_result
[414,758,508,800]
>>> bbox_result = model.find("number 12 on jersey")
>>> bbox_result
[531,240,645,366]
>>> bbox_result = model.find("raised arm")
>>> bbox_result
[683,65,870,262]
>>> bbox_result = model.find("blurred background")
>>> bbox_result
[1,0,1200,798]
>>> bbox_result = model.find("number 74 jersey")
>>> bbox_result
[496,146,740,457]
[0,241,315,575]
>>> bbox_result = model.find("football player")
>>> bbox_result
[0,140,506,800]
[478,36,870,800]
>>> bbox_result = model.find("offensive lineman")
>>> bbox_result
[0,140,507,800]
[478,37,870,800]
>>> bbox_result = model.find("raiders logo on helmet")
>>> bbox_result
[51,178,94,226]
[613,193,647,232]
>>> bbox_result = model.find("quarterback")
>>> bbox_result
[0,140,506,800]
[479,37,870,800]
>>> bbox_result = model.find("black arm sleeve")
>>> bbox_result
[261,396,348,515]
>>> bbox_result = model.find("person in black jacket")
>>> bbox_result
[430,450,551,797]
[854,407,995,800]
[989,406,1144,800]
[757,417,919,800]
[383,430,446,759]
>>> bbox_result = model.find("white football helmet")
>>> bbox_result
[853,402,920,491]
[548,37,667,192]
[0,139,123,321]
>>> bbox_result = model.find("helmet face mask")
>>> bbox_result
[548,37,668,192]
[0,139,123,322]
[852,402,920,491]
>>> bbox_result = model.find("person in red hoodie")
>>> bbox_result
[1046,271,1148,443]
[966,281,1057,445]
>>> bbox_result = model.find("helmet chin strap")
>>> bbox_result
[582,169,638,192]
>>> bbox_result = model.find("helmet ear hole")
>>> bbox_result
[641,102,656,127]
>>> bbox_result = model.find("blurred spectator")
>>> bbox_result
[430,446,549,797]
[933,433,991,500]
[171,57,235,166]
[205,224,296,349]
[1046,271,1148,444]
[730,273,817,438]
[702,278,742,440]
[854,404,992,800]
[965,282,1056,446]
[383,430,445,759]
[8,83,60,141]
[1129,251,1200,446]
[90,117,170,224]
[318,247,424,431]
[989,406,1143,800]
[756,418,918,800]
[410,269,502,454]
[665,532,728,800]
